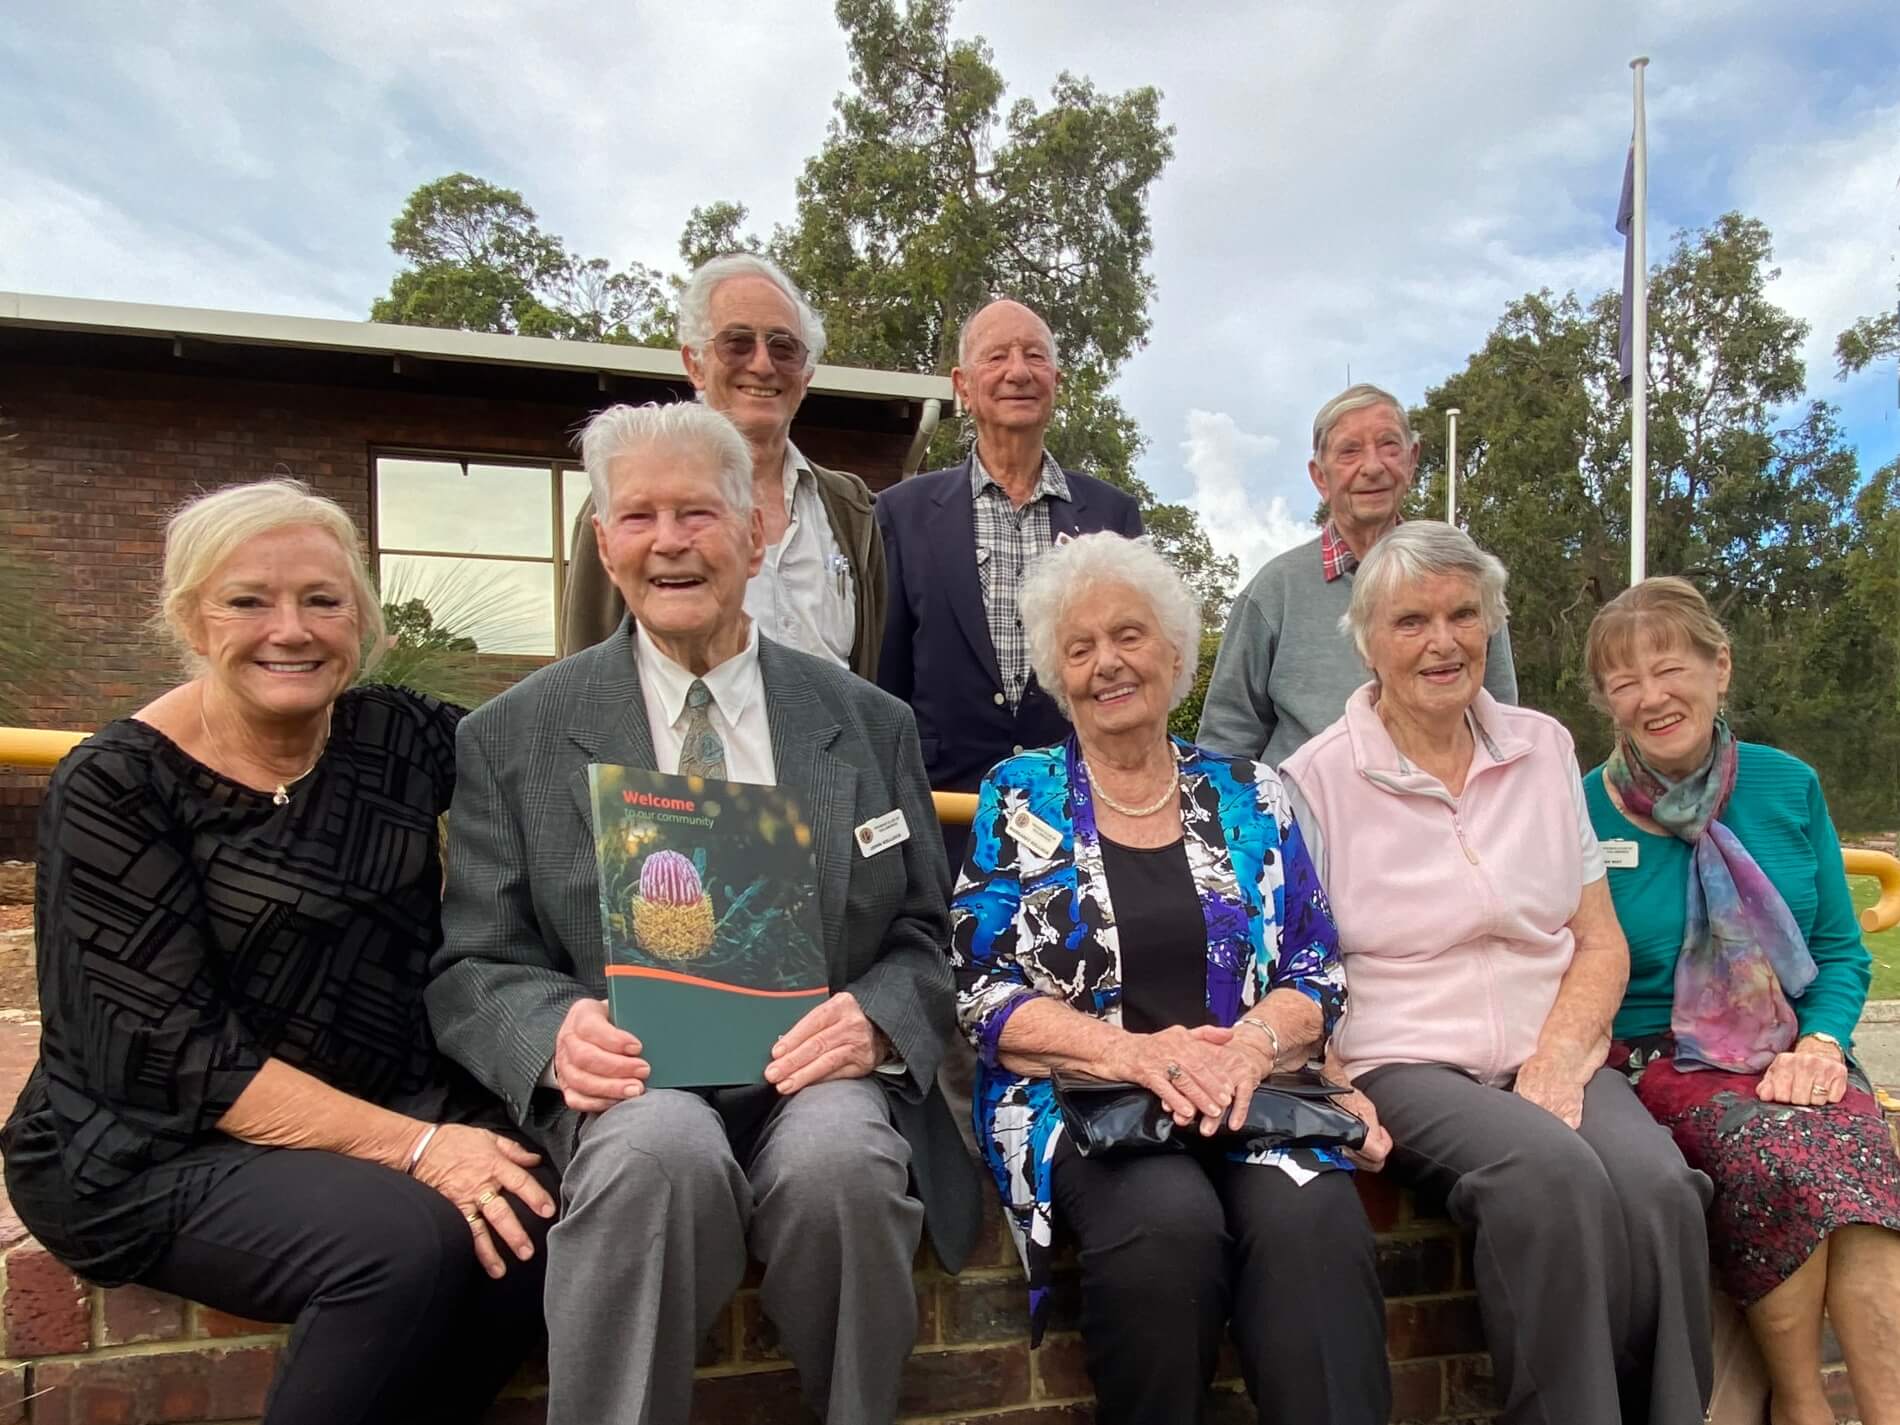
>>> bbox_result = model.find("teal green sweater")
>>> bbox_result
[1584,742,1870,1049]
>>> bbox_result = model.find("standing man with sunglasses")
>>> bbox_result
[560,254,886,678]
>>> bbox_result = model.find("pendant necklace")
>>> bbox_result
[200,697,332,806]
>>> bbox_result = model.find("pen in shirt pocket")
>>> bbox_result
[827,552,851,598]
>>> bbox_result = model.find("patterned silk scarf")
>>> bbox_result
[1604,719,1816,1072]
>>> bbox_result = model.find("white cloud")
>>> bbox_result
[2,0,1895,491]
[1180,409,1311,579]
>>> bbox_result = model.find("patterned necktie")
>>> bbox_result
[678,679,727,780]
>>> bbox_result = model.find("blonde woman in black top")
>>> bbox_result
[2,479,553,1425]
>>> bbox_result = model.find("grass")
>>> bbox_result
[1853,877,1900,1002]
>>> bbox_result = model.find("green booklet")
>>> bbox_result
[587,764,829,1088]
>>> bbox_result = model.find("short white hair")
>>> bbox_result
[156,478,384,674]
[577,402,754,519]
[1341,520,1509,662]
[1312,383,1416,459]
[675,253,826,374]
[956,297,1062,368]
[1019,533,1199,717]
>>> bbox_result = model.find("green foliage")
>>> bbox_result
[0,413,75,725]
[1169,633,1223,741]
[769,0,1230,614]
[381,598,476,653]
[366,5,1229,619]
[370,173,673,344]
[1408,213,1900,827]
[359,559,544,709]
[1835,281,1898,379]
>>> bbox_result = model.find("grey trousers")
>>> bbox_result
[544,1079,925,1425]
[1359,1064,1713,1425]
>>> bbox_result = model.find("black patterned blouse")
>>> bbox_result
[1,685,492,1284]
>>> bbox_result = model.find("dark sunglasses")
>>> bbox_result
[711,326,808,373]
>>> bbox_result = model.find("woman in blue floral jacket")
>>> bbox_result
[950,533,1388,1425]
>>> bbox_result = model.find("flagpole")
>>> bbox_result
[1629,56,1650,586]
[1445,408,1460,524]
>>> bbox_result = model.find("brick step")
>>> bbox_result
[0,1175,1864,1424]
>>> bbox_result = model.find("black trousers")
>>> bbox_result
[140,1147,555,1425]
[1050,1139,1389,1425]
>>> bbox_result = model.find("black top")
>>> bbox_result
[1098,834,1210,1034]
[1,685,497,1283]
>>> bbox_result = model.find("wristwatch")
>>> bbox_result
[1801,1031,1846,1060]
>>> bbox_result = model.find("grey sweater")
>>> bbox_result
[1195,535,1519,766]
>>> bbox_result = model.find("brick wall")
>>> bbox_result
[0,1177,1506,1425]
[0,361,918,859]
[0,1177,1872,1424]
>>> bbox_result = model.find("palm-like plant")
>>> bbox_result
[359,557,545,709]
[0,411,76,726]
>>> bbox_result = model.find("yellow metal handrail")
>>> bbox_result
[3,726,1892,926]
[1845,849,1900,935]
[0,724,983,827]
[0,727,86,769]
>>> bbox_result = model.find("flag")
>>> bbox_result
[1616,141,1635,393]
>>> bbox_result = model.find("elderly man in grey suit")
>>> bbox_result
[428,400,980,1425]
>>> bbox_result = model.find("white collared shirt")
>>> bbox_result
[635,619,776,786]
[743,443,855,668]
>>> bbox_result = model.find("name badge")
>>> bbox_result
[855,809,910,858]
[1007,807,1063,859]
[1601,839,1640,870]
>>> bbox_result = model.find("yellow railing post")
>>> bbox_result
[1844,849,1900,935]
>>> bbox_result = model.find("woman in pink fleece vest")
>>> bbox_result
[1279,522,1713,1425]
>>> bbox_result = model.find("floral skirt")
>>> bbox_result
[1611,1037,1900,1305]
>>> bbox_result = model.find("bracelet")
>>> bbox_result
[1234,1016,1282,1066]
[404,1123,441,1176]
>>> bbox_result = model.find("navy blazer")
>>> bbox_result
[874,454,1143,861]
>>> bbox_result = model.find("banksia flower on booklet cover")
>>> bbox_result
[632,849,716,960]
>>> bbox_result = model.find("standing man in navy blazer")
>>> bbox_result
[875,298,1143,875]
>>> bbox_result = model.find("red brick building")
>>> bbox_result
[0,292,953,856]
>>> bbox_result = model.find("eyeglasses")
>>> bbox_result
[711,326,808,374]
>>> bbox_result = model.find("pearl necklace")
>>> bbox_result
[200,697,332,806]
[1085,751,1179,818]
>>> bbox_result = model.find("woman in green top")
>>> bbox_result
[1583,576,1900,1425]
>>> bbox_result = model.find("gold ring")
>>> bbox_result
[464,1210,481,1224]
[476,1189,498,1207]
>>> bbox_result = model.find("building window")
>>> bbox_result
[372,452,593,657]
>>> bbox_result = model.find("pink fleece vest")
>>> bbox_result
[1280,686,1587,1085]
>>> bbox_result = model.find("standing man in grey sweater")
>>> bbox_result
[1196,384,1516,763]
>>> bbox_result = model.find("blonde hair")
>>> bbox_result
[157,478,385,673]
[1584,576,1730,710]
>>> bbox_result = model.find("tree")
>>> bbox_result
[1836,282,1898,379]
[1406,214,1899,824]
[367,4,1240,618]
[371,174,671,344]
[739,0,1234,616]
[382,597,476,653]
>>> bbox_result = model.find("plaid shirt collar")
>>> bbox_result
[970,447,1070,506]
[1319,517,1401,581]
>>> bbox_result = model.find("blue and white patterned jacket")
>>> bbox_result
[950,735,1348,1342]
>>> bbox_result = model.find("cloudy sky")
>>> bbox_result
[4,1,1896,578]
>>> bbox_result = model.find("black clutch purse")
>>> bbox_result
[1052,1067,1368,1159]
